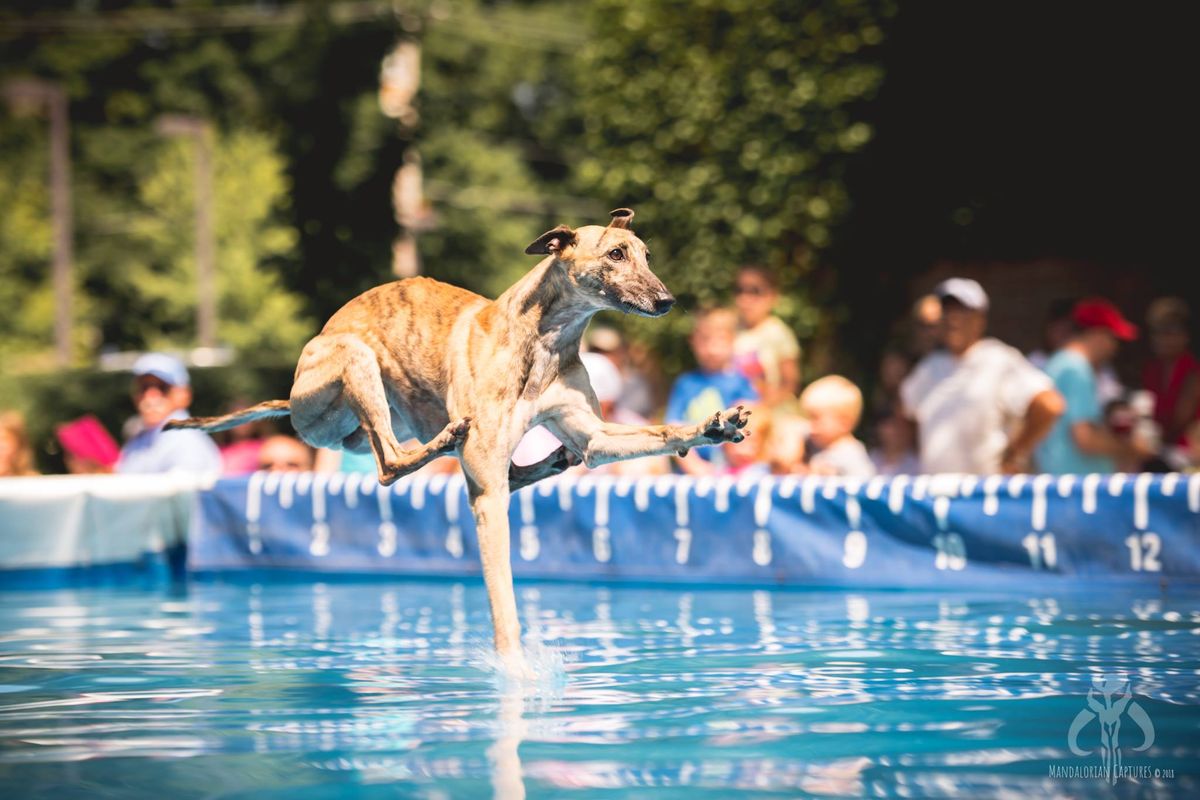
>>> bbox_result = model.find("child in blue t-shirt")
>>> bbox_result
[666,308,759,474]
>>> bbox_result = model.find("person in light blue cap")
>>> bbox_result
[116,353,221,475]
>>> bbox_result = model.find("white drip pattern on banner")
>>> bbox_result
[245,471,265,554]
[1133,473,1153,532]
[232,472,1199,574]
[444,476,464,558]
[518,486,539,561]
[672,477,694,565]
[309,473,330,557]
[374,483,394,558]
[843,495,867,569]
[752,478,774,566]
[1030,474,1053,532]
[982,475,1004,516]
[592,479,612,563]
[1081,473,1102,513]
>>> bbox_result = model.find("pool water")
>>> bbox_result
[1,579,1198,798]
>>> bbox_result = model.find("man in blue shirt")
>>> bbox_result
[666,308,759,474]
[117,353,222,475]
[1038,299,1150,474]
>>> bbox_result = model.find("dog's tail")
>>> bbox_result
[165,399,291,433]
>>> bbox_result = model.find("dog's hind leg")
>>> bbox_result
[337,338,470,485]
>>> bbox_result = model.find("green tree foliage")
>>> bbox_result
[2,0,892,393]
[0,0,391,369]
[120,129,309,356]
[568,0,893,373]
[0,119,57,368]
[414,0,589,300]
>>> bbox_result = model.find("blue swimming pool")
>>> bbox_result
[1,579,1198,798]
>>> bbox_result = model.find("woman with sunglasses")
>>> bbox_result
[732,265,801,407]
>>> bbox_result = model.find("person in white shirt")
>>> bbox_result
[900,278,1064,474]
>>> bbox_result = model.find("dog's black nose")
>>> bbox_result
[653,294,676,315]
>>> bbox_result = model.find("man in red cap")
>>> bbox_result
[1037,298,1151,474]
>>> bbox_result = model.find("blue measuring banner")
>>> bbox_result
[189,472,1200,587]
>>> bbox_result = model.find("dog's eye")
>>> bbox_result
[607,248,624,261]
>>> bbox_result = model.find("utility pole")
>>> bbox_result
[3,78,74,366]
[379,26,429,277]
[156,114,217,350]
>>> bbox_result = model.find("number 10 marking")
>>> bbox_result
[933,532,966,570]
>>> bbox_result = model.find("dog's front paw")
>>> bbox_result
[701,405,752,444]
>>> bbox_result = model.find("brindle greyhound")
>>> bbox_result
[169,208,751,672]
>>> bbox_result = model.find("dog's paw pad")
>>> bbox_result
[703,406,753,443]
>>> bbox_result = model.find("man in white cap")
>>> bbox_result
[900,278,1064,474]
[117,353,222,474]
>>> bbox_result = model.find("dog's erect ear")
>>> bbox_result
[524,225,576,256]
[607,208,634,229]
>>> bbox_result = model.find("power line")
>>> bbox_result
[0,1,587,50]
[0,1,396,35]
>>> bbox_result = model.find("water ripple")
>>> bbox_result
[1,582,1197,797]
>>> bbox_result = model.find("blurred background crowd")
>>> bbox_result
[1,1,1194,479]
[3,281,1198,480]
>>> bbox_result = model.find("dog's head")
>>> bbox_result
[525,209,675,317]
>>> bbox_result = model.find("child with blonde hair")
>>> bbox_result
[798,375,875,477]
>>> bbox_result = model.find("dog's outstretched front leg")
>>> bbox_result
[508,445,581,492]
[549,405,751,468]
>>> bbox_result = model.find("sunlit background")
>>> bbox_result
[1,0,1193,464]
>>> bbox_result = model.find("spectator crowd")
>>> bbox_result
[2,271,1199,481]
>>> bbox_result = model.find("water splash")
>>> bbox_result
[471,638,569,697]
